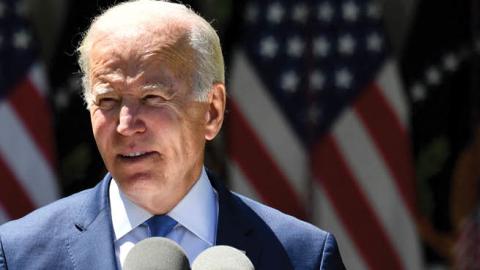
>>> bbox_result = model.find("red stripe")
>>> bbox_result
[227,101,307,220]
[312,135,404,270]
[8,78,56,167]
[354,83,417,217]
[0,157,36,219]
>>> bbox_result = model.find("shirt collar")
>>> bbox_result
[109,167,218,245]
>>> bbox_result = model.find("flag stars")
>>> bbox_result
[13,29,31,49]
[313,36,330,57]
[318,2,334,22]
[15,1,27,16]
[367,32,383,52]
[287,36,305,57]
[281,71,299,93]
[342,1,360,22]
[309,70,325,91]
[267,2,285,24]
[259,36,278,58]
[411,83,427,102]
[335,68,353,89]
[338,34,356,55]
[367,2,382,19]
[292,3,308,24]
[443,53,459,72]
[425,66,441,86]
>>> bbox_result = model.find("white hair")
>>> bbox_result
[77,0,225,107]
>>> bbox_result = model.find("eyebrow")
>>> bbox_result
[91,82,176,97]
[140,81,176,97]
[141,82,171,91]
[92,85,114,95]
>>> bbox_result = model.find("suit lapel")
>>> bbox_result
[67,174,118,270]
[215,190,262,265]
[209,172,262,266]
[209,171,294,270]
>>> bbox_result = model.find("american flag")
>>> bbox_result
[227,0,424,269]
[0,0,58,223]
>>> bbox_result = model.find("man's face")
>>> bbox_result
[87,27,212,213]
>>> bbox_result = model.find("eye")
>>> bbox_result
[95,97,120,110]
[142,94,166,106]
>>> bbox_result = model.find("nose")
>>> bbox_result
[116,102,146,136]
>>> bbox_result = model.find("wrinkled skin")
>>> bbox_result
[87,19,225,214]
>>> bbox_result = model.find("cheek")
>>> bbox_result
[90,111,115,147]
[151,108,204,151]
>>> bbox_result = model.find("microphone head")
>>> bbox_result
[123,237,190,270]
[191,245,254,270]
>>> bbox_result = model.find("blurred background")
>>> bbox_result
[1,0,479,269]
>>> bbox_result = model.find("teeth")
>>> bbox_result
[124,152,145,157]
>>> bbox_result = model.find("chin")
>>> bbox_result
[114,170,156,189]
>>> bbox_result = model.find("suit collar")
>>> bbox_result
[67,174,118,270]
[208,170,294,270]
[65,171,292,270]
[207,171,262,266]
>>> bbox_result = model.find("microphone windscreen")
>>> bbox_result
[191,245,254,270]
[123,237,190,270]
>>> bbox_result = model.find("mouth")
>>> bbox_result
[118,151,156,161]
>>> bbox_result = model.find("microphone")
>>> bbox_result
[123,237,190,270]
[191,245,255,270]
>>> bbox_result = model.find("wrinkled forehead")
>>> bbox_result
[91,12,192,49]
[86,1,197,56]
[86,13,196,80]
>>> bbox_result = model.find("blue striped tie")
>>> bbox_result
[145,215,177,237]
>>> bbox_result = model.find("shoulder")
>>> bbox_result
[0,189,90,268]
[0,179,105,265]
[0,188,92,238]
[0,175,112,269]
[0,175,110,240]
[235,193,328,247]
[233,193,345,269]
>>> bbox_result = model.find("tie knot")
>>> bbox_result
[145,215,177,237]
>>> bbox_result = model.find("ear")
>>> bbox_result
[204,83,226,141]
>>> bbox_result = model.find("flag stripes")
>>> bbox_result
[8,78,56,165]
[314,186,369,270]
[228,51,309,203]
[228,100,307,219]
[0,157,35,217]
[330,104,421,269]
[0,0,59,222]
[312,134,404,270]
[229,50,423,270]
[0,100,58,210]
[354,83,416,214]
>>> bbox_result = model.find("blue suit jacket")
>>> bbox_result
[0,173,345,269]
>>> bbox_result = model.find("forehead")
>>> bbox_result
[87,19,195,83]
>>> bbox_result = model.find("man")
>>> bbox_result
[0,1,345,269]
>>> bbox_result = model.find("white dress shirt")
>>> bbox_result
[109,167,218,268]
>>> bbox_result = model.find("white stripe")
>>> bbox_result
[230,50,308,203]
[28,63,49,97]
[0,101,59,207]
[227,160,262,202]
[332,109,423,270]
[376,61,409,127]
[312,184,368,270]
[0,204,9,225]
